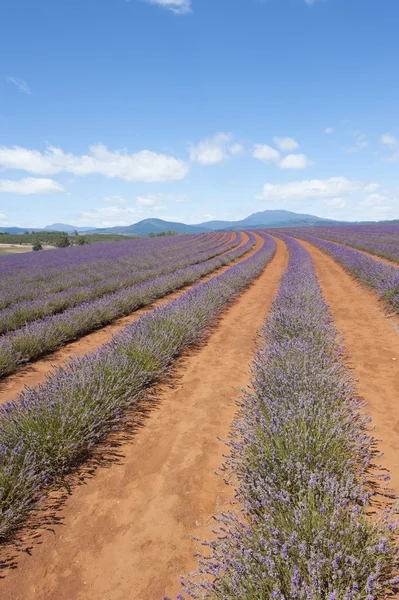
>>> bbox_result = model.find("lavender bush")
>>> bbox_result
[281,224,399,263]
[285,234,399,312]
[177,237,398,600]
[0,234,275,542]
[0,232,238,328]
[0,233,253,378]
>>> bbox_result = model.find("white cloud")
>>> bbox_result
[257,177,379,201]
[380,133,397,148]
[103,195,128,204]
[189,133,240,166]
[324,197,346,209]
[280,154,311,169]
[385,150,399,163]
[0,144,189,182]
[325,127,334,134]
[0,212,8,224]
[136,193,188,206]
[76,205,143,227]
[229,143,244,155]
[6,76,31,94]
[146,0,191,14]
[273,137,299,152]
[252,144,280,164]
[0,177,65,195]
[358,193,394,220]
[347,132,368,153]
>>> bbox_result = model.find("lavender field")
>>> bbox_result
[1,226,399,599]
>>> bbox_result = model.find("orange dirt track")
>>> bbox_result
[301,239,399,498]
[0,237,288,599]
[0,230,248,405]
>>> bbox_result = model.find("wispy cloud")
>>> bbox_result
[145,0,192,15]
[257,177,379,201]
[6,76,31,94]
[0,144,189,183]
[380,133,397,148]
[0,177,65,195]
[273,137,299,152]
[347,131,368,153]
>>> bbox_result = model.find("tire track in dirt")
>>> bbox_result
[0,237,288,600]
[300,239,399,498]
[0,231,249,405]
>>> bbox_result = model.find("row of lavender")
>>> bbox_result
[177,237,397,600]
[283,224,399,263]
[0,231,223,280]
[0,232,230,312]
[0,234,276,542]
[0,233,253,378]
[284,233,399,313]
[0,233,240,333]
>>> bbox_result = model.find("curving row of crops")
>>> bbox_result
[0,232,234,312]
[177,237,398,599]
[286,233,399,312]
[0,233,252,378]
[0,233,276,542]
[282,224,399,264]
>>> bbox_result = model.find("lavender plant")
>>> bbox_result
[285,233,399,312]
[0,233,254,378]
[0,234,276,542]
[282,224,399,263]
[0,232,238,326]
[177,237,398,600]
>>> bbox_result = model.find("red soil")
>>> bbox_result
[0,236,288,600]
[0,231,249,405]
[302,239,399,498]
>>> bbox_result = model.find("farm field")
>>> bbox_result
[0,226,399,599]
[0,245,33,256]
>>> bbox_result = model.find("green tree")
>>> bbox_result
[76,236,88,245]
[147,232,155,238]
[54,234,70,248]
[32,241,43,251]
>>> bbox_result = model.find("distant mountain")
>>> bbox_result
[0,224,95,234]
[198,210,344,230]
[0,227,32,234]
[0,210,355,237]
[90,218,211,236]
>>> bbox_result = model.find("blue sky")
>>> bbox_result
[0,0,398,228]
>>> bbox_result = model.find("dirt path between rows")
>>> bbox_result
[0,231,246,405]
[0,236,288,600]
[308,236,399,268]
[301,239,399,498]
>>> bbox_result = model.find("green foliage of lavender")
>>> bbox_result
[0,234,253,378]
[0,232,236,330]
[178,237,398,600]
[288,234,399,313]
[0,235,275,542]
[282,224,399,264]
